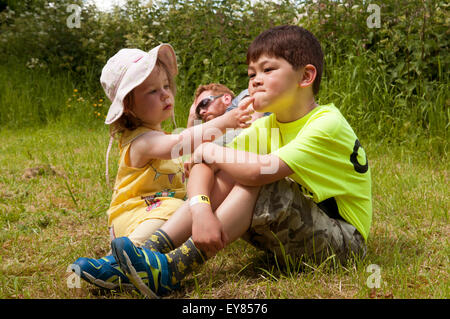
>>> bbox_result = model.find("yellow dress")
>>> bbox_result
[107,126,186,239]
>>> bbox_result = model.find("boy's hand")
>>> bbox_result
[225,97,255,129]
[184,158,193,178]
[192,142,213,165]
[192,208,229,257]
[191,142,222,171]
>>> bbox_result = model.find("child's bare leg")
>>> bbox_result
[185,163,260,257]
[158,202,191,246]
[120,165,259,293]
[165,180,259,259]
[160,167,235,247]
[128,218,166,246]
[214,183,260,246]
[188,163,228,254]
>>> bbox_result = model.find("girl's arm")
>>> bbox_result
[177,97,255,156]
[130,98,255,165]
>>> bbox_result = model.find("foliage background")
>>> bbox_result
[0,0,448,154]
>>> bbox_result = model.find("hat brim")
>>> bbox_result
[104,44,178,125]
[152,44,178,77]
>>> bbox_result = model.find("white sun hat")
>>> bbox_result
[101,43,178,125]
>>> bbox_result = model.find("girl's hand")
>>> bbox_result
[225,97,255,129]
[191,208,228,257]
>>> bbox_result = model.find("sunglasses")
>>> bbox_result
[195,94,224,118]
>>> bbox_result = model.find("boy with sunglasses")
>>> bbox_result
[110,25,372,298]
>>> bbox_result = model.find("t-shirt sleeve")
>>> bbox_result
[226,115,273,154]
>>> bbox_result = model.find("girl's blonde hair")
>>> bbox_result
[105,58,177,187]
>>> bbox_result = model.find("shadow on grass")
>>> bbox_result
[75,233,427,299]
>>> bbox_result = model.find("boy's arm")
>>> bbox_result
[188,163,228,256]
[193,142,294,186]
[132,98,255,162]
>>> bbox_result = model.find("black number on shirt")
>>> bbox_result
[350,139,368,173]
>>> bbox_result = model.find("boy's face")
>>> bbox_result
[247,54,302,112]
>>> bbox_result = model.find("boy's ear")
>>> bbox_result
[298,64,317,89]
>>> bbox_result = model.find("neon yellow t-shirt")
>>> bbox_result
[227,103,372,241]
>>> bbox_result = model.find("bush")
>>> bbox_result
[0,0,448,152]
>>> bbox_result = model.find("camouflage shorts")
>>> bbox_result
[241,178,367,265]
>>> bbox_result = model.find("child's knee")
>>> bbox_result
[128,219,167,247]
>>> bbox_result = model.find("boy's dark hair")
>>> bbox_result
[247,25,324,95]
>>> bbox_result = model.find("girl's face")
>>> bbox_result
[128,66,174,130]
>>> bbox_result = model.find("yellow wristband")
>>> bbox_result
[189,195,211,207]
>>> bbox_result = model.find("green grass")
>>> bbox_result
[0,59,191,131]
[0,124,448,299]
[0,53,448,299]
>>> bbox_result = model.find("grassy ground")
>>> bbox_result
[0,124,448,299]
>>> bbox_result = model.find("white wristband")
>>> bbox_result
[189,195,211,207]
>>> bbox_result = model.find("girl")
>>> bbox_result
[71,44,253,291]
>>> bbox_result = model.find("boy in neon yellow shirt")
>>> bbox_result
[111,25,372,298]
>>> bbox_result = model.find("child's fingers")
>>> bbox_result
[184,162,191,178]
[221,230,229,247]
[201,239,222,256]
[214,239,224,252]
[209,231,225,254]
[242,108,255,117]
[238,96,255,110]
[237,110,253,124]
[240,114,253,125]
